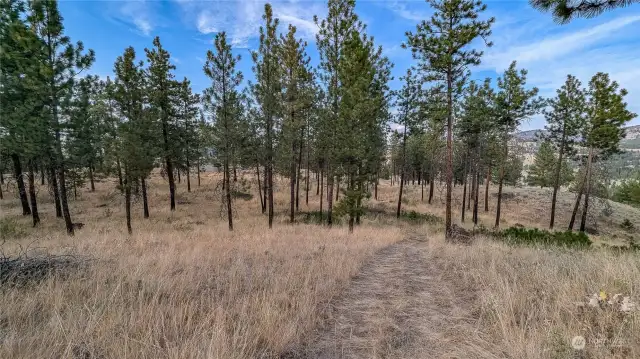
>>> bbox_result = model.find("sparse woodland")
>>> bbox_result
[1,0,639,358]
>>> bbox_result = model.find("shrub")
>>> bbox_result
[301,211,343,225]
[620,218,635,232]
[498,226,592,248]
[399,210,442,224]
[0,218,26,239]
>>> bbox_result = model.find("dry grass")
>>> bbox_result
[0,172,401,358]
[419,231,640,358]
[1,172,639,358]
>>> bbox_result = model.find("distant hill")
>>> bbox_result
[517,125,640,147]
[516,129,548,141]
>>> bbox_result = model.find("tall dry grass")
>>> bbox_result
[419,231,640,358]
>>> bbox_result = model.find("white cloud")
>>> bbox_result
[482,12,640,128]
[384,1,430,22]
[118,1,155,36]
[177,0,325,48]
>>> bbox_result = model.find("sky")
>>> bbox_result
[58,0,640,131]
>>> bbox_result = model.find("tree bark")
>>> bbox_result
[319,165,324,223]
[461,164,467,223]
[177,168,181,184]
[327,165,334,227]
[484,165,491,212]
[256,164,264,212]
[549,146,565,229]
[162,120,176,211]
[262,165,267,214]
[12,154,31,215]
[40,166,45,185]
[225,158,233,231]
[186,159,191,193]
[495,141,508,228]
[197,159,201,187]
[125,175,132,234]
[28,161,40,227]
[579,148,594,233]
[397,124,408,219]
[290,141,296,224]
[569,179,584,231]
[445,68,454,239]
[116,157,123,192]
[50,166,62,217]
[141,176,149,219]
[428,176,434,204]
[473,170,480,225]
[335,176,340,201]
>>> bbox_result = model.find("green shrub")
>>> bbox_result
[399,210,442,224]
[301,211,343,225]
[620,218,635,232]
[498,226,591,248]
[0,218,26,239]
[231,190,253,200]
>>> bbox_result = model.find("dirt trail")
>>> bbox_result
[296,235,485,359]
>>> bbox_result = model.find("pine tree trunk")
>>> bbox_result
[579,148,594,232]
[397,125,408,219]
[262,165,267,214]
[177,169,181,183]
[319,165,324,223]
[290,141,296,224]
[374,173,378,201]
[73,178,77,201]
[0,174,3,200]
[428,176,434,204]
[462,165,467,223]
[256,164,264,211]
[569,180,584,231]
[305,156,310,206]
[186,159,191,193]
[125,175,132,234]
[495,142,508,228]
[421,175,424,202]
[11,154,31,216]
[348,174,355,233]
[225,158,233,231]
[162,120,176,211]
[327,165,334,227]
[1,171,4,184]
[141,176,149,219]
[445,69,454,240]
[50,166,62,218]
[197,159,201,187]
[222,168,226,190]
[550,134,567,229]
[473,171,480,225]
[468,169,473,211]
[316,164,320,196]
[116,157,124,192]
[88,164,95,192]
[233,165,237,182]
[40,166,45,185]
[268,163,274,229]
[296,135,303,211]
[484,165,491,212]
[28,161,40,227]
[335,176,339,201]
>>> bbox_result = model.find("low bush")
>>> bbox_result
[0,218,26,239]
[498,226,592,248]
[399,210,442,224]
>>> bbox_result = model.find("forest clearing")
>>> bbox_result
[2,0,640,358]
[1,172,639,358]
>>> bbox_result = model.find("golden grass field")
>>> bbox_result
[0,170,638,358]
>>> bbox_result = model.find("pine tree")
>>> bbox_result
[395,69,421,218]
[280,24,313,223]
[176,78,200,193]
[314,0,364,227]
[530,0,639,24]
[28,0,95,235]
[493,61,543,228]
[543,74,585,228]
[203,32,243,231]
[528,141,559,188]
[145,37,178,211]
[405,0,494,239]
[114,47,155,233]
[574,73,636,232]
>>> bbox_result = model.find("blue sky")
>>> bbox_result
[58,0,640,130]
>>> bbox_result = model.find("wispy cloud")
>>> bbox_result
[176,0,325,48]
[117,1,155,36]
[383,1,431,22]
[482,11,640,127]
